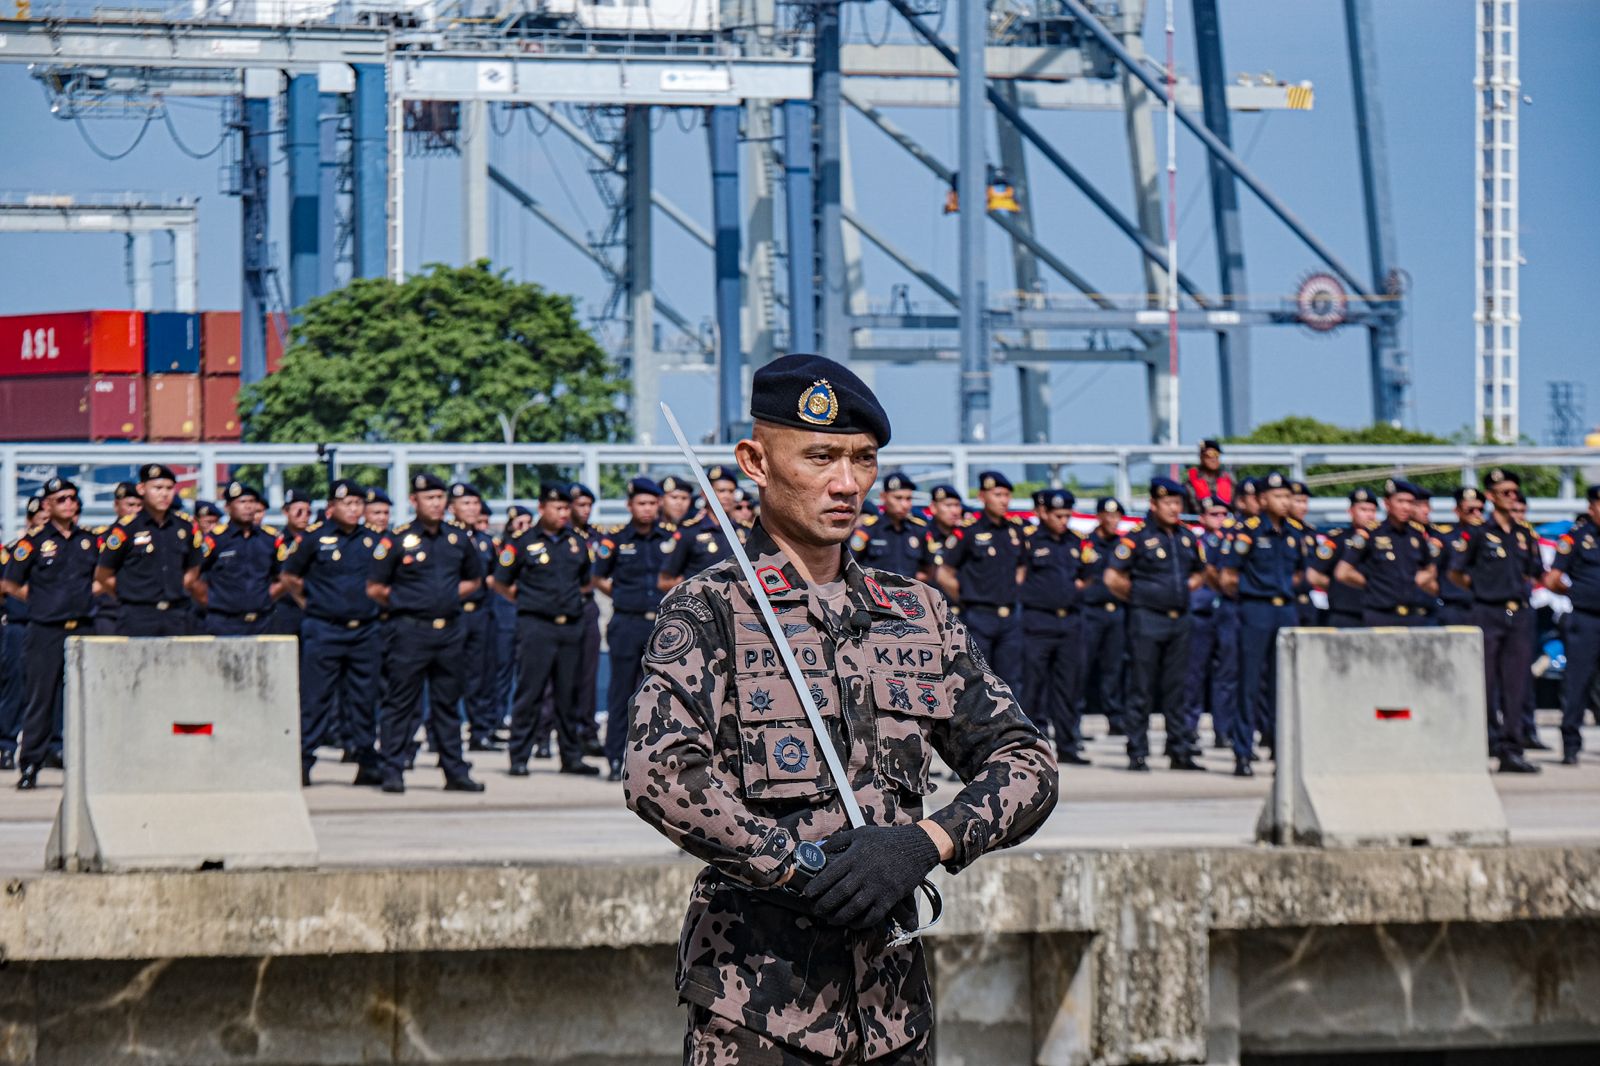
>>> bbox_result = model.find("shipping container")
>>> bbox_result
[265,311,288,374]
[0,311,144,378]
[147,373,202,441]
[0,374,145,441]
[145,312,202,374]
[201,310,241,375]
[203,374,242,441]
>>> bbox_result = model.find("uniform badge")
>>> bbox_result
[402,534,422,549]
[888,588,925,618]
[886,678,912,711]
[374,539,391,561]
[597,540,614,559]
[850,529,869,553]
[1081,546,1098,563]
[12,541,30,562]
[1114,540,1133,560]
[538,553,550,565]
[499,547,516,567]
[448,533,457,545]
[106,529,125,551]
[276,542,290,562]
[772,735,810,774]
[1317,541,1334,561]
[80,538,91,551]
[797,379,839,426]
[917,682,939,711]
[749,689,774,712]
[945,534,959,550]
[808,683,829,711]
[756,566,792,593]
[863,576,893,609]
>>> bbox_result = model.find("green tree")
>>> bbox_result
[237,262,628,494]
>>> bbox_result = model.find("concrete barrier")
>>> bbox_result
[47,635,318,872]
[1257,627,1508,848]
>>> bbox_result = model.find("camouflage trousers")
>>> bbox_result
[684,1006,934,1066]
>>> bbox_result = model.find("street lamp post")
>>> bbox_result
[495,395,544,507]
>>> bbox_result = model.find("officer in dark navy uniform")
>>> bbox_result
[2,479,97,790]
[195,481,281,636]
[1078,497,1129,737]
[1020,488,1088,764]
[268,490,312,638]
[94,463,202,636]
[659,466,749,591]
[934,470,1026,695]
[1288,480,1320,626]
[364,488,393,535]
[1448,468,1544,774]
[593,476,672,781]
[449,482,502,752]
[658,474,695,529]
[1546,485,1600,765]
[490,503,531,739]
[369,472,486,793]
[279,479,383,785]
[1431,488,1483,626]
[495,482,599,777]
[1336,479,1440,627]
[89,481,140,635]
[1219,470,1305,776]
[1106,478,1208,772]
[1307,488,1378,628]
[565,482,606,755]
[1182,496,1237,751]
[851,472,930,580]
[0,497,44,772]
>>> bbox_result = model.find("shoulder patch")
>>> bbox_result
[117,513,136,527]
[909,515,927,527]
[661,592,715,625]
[862,514,878,528]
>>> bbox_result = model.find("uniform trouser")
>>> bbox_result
[1438,601,1473,628]
[1561,609,1600,757]
[458,604,499,744]
[959,606,1023,697]
[511,615,584,767]
[492,594,518,730]
[1126,607,1194,761]
[684,1005,932,1066]
[203,611,274,636]
[378,618,470,780]
[1021,609,1083,752]
[1517,605,1539,742]
[119,602,192,636]
[1206,602,1241,746]
[1361,609,1429,628]
[1295,594,1318,628]
[1078,602,1127,727]
[604,611,655,764]
[18,621,77,771]
[1182,610,1217,741]
[300,617,382,772]
[0,622,24,756]
[91,596,120,635]
[537,599,603,745]
[1472,602,1530,759]
[1328,609,1364,630]
[1235,599,1296,761]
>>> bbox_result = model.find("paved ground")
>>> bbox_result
[3,715,1597,877]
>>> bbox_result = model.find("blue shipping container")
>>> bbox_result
[144,312,201,374]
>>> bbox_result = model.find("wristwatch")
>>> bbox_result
[784,840,827,894]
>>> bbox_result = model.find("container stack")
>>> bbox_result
[201,311,243,441]
[146,312,202,442]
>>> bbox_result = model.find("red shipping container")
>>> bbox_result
[0,311,144,378]
[203,374,242,440]
[147,373,202,441]
[201,311,241,375]
[265,311,288,374]
[0,374,145,441]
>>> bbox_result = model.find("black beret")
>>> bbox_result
[506,504,531,520]
[1350,487,1378,505]
[1452,486,1483,505]
[449,482,482,500]
[1149,476,1183,501]
[568,482,596,502]
[627,477,662,498]
[539,483,571,504]
[704,466,737,487]
[882,472,917,493]
[860,498,880,517]
[929,484,961,503]
[1096,497,1122,515]
[1199,495,1229,512]
[139,463,177,483]
[731,487,753,505]
[659,475,692,496]
[113,481,137,500]
[365,487,392,506]
[329,479,362,501]
[1030,490,1046,510]
[1587,485,1600,504]
[750,353,891,446]
[1042,489,1075,511]
[1484,467,1521,488]
[1200,438,1222,452]
[409,472,447,494]
[480,501,494,517]
[1383,478,1421,498]
[194,500,222,519]
[25,495,43,517]
[42,476,78,497]
[1237,478,1260,496]
[976,470,1012,492]
[1260,471,1289,491]
[1289,480,1310,496]
[223,481,262,503]
[284,489,313,506]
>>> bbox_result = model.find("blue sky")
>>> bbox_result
[1,0,1595,448]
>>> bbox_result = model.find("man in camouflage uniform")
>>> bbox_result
[625,354,1058,1064]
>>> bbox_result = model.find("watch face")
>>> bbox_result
[797,841,826,873]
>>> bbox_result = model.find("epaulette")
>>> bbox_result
[862,514,878,527]
[959,513,977,527]
[1244,515,1262,529]
[1363,518,1381,531]
[662,521,677,532]
[1023,523,1038,536]
[395,521,413,534]
[1287,517,1305,530]
[175,509,193,522]
[908,515,927,527]
[1430,522,1456,535]
[212,519,230,534]
[264,523,281,535]
[117,513,136,526]
[92,524,108,535]
[1408,519,1430,534]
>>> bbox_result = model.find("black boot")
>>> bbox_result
[607,758,623,783]
[17,765,40,790]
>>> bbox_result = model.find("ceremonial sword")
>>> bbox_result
[661,403,940,948]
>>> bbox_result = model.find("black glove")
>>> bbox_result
[801,824,941,931]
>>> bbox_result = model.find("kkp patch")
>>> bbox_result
[797,379,839,426]
[645,617,695,665]
[772,735,810,774]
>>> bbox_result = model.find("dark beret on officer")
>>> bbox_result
[25,495,43,517]
[1199,495,1229,512]
[1587,485,1600,504]
[749,352,891,446]
[539,482,571,504]
[1042,489,1075,511]
[1383,478,1421,498]
[1200,438,1222,453]
[1096,497,1122,515]
[1237,477,1259,496]
[139,463,177,484]
[449,482,482,501]
[1484,467,1520,489]
[1452,486,1482,504]
[929,484,961,503]
[284,489,313,506]
[113,481,137,500]
[329,479,362,501]
[704,466,737,487]
[1149,476,1184,501]
[1260,471,1289,491]
[506,504,531,520]
[1289,480,1310,497]
[365,487,392,506]
[659,475,692,496]
[42,476,78,497]
[568,483,596,503]
[883,472,916,493]
[1350,487,1378,505]
[976,470,1012,492]
[627,477,662,498]
[194,500,222,519]
[408,472,447,495]
[223,481,262,503]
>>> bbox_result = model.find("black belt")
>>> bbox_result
[34,618,90,630]
[1474,598,1527,612]
[308,613,377,629]
[125,600,185,611]
[521,611,579,625]
[209,608,272,621]
[1367,605,1429,617]
[1023,606,1076,618]
[962,603,1015,617]
[1132,604,1187,618]
[614,608,660,620]
[1242,595,1293,607]
[394,613,459,629]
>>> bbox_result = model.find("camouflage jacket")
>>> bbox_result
[624,521,1058,1060]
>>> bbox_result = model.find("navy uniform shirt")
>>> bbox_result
[97,508,202,605]
[281,521,381,623]
[574,521,604,601]
[1309,525,1365,617]
[1450,517,1544,604]
[1077,527,1124,608]
[937,512,1025,607]
[1020,526,1084,612]
[199,519,280,616]
[462,526,497,606]
[850,513,930,579]
[495,523,591,619]
[1429,522,1473,612]
[1221,515,1307,600]
[661,514,748,582]
[2,538,30,623]
[594,520,672,614]
[1108,517,1206,612]
[371,520,484,619]
[1339,519,1436,612]
[1554,518,1600,612]
[4,522,98,623]
[1190,530,1227,614]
